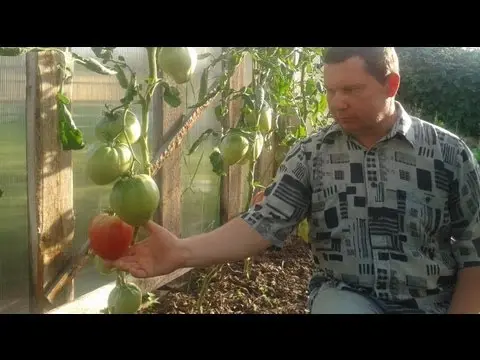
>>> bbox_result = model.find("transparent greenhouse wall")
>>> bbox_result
[0,55,30,313]
[180,48,223,238]
[70,47,151,298]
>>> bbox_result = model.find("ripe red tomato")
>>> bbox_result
[88,213,134,261]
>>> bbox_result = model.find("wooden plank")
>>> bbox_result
[255,133,276,188]
[46,268,192,314]
[25,49,75,313]
[220,56,252,223]
[153,79,185,235]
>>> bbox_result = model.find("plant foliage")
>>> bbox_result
[396,47,480,137]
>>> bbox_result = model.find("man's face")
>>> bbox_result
[324,56,399,134]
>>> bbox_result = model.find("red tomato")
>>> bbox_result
[88,213,134,261]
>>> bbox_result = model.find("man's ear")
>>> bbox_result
[385,73,400,98]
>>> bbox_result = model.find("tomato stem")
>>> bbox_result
[132,226,140,245]
[117,106,141,172]
[116,270,126,286]
[244,158,257,212]
[138,47,160,176]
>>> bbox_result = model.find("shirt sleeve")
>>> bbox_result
[240,140,312,248]
[450,140,480,269]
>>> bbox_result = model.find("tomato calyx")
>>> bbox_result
[100,207,115,216]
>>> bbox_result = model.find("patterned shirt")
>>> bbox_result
[241,102,480,314]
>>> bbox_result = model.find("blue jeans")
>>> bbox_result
[307,282,430,314]
[309,284,383,314]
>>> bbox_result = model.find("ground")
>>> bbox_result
[140,236,314,314]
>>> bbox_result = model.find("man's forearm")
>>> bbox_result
[178,217,272,268]
[449,267,480,314]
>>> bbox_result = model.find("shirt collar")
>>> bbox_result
[389,101,416,147]
[323,101,416,147]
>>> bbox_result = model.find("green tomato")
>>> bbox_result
[95,108,141,145]
[157,47,197,84]
[244,105,273,134]
[238,132,264,165]
[86,143,133,185]
[107,282,142,314]
[110,174,161,227]
[219,132,250,166]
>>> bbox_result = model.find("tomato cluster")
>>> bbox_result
[86,108,140,187]
[86,106,161,261]
[86,106,160,315]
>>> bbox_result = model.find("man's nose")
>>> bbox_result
[329,93,348,111]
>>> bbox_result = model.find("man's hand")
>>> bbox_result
[449,267,480,314]
[104,221,186,278]
[105,216,272,279]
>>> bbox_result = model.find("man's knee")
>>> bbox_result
[309,287,383,314]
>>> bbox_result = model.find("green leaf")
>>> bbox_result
[120,73,138,105]
[294,124,307,139]
[90,47,116,61]
[75,55,117,76]
[197,52,212,60]
[0,47,30,56]
[242,94,255,111]
[188,128,217,155]
[209,147,226,176]
[114,64,129,89]
[163,84,182,108]
[57,101,85,151]
[255,86,265,110]
[198,67,209,102]
[56,92,71,105]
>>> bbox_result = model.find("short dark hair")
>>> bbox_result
[322,47,399,84]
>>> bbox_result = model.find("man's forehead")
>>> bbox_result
[324,57,369,83]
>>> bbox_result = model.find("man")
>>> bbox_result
[106,47,480,314]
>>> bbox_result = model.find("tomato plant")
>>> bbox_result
[88,213,134,261]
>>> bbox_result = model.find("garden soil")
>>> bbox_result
[140,236,314,314]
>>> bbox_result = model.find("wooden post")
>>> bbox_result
[254,134,277,188]
[152,80,185,235]
[26,49,75,313]
[220,57,252,223]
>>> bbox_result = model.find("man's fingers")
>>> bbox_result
[129,266,149,278]
[107,258,149,278]
[105,256,137,271]
[143,220,159,234]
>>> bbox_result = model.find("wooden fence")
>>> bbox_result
[2,47,278,314]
